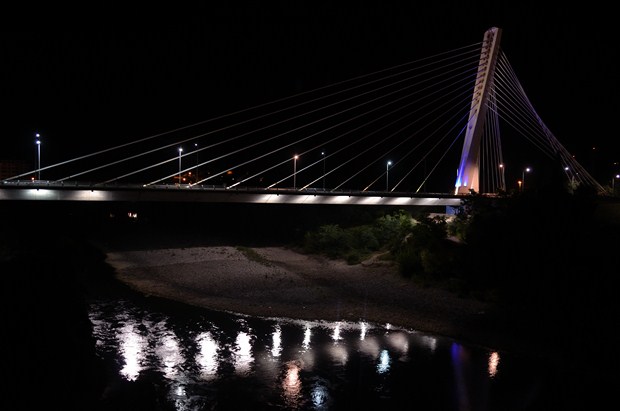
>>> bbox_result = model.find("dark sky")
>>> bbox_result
[1,3,617,182]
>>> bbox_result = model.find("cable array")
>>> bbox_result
[4,41,605,195]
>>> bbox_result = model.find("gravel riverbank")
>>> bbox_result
[105,245,526,353]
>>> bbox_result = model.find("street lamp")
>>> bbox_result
[321,151,326,190]
[194,143,199,179]
[178,147,183,185]
[35,133,41,180]
[499,163,505,191]
[613,174,620,192]
[293,155,298,190]
[386,160,392,192]
[522,167,531,191]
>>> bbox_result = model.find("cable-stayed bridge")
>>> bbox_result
[0,28,605,208]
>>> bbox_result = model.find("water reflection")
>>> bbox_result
[311,381,330,409]
[88,299,549,410]
[232,329,254,376]
[360,321,368,340]
[281,360,303,408]
[488,351,500,378]
[118,322,147,381]
[331,321,342,342]
[196,332,219,380]
[386,331,409,355]
[359,335,381,359]
[419,334,438,353]
[302,324,312,350]
[377,349,391,374]
[156,331,182,379]
[271,324,282,358]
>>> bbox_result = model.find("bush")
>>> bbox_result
[373,210,413,247]
[302,210,414,261]
[345,250,363,265]
[303,224,349,259]
[348,225,380,252]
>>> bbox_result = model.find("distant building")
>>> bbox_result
[0,160,30,180]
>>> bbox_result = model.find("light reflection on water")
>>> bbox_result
[196,331,218,380]
[282,360,303,408]
[88,298,545,410]
[233,329,254,376]
[118,322,147,381]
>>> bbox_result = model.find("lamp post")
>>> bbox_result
[499,163,505,191]
[613,174,620,193]
[321,151,326,190]
[386,160,392,192]
[35,133,41,180]
[293,155,298,190]
[194,143,199,180]
[522,167,531,191]
[194,143,200,169]
[178,147,183,185]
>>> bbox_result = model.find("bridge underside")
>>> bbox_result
[0,186,462,207]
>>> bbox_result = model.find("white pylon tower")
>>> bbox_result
[455,27,502,195]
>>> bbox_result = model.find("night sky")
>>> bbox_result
[1,3,617,184]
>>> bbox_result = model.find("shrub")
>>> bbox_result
[348,225,380,252]
[303,224,349,259]
[373,210,413,247]
[302,210,415,261]
[345,250,363,265]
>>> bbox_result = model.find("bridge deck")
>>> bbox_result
[0,182,464,206]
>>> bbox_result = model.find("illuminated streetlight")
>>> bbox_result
[178,147,183,185]
[321,151,326,190]
[522,167,531,191]
[499,163,505,191]
[194,143,200,170]
[194,143,199,179]
[293,155,299,190]
[386,160,392,192]
[613,174,620,192]
[35,133,41,180]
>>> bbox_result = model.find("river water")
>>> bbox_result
[86,289,554,411]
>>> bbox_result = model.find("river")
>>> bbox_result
[85,279,556,411]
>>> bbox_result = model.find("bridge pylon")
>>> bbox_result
[455,27,502,195]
